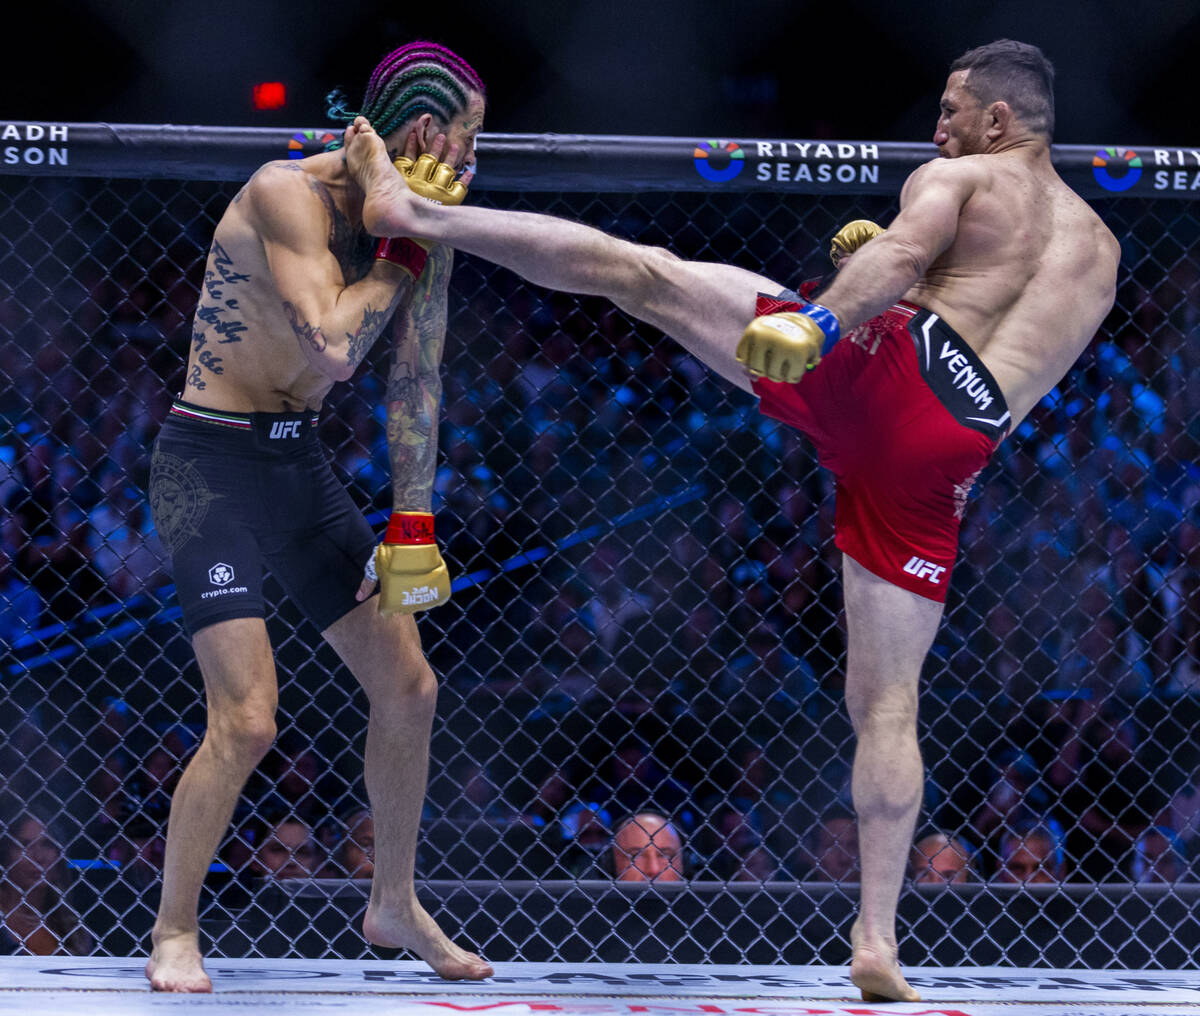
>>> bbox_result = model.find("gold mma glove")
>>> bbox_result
[373,512,451,615]
[737,312,829,384]
[392,153,470,206]
[830,219,885,268]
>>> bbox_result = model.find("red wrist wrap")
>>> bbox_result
[384,512,435,545]
[375,237,428,279]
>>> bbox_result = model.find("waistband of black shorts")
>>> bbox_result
[167,399,321,444]
[903,304,1011,441]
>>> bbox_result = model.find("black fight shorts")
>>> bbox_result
[148,401,377,637]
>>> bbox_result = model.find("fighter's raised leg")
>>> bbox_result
[321,598,493,980]
[842,554,940,1003]
[147,618,280,992]
[352,136,777,392]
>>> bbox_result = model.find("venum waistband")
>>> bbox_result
[905,307,1011,441]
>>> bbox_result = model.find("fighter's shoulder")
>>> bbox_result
[1055,181,1120,265]
[240,159,327,201]
[237,161,332,236]
[901,156,987,201]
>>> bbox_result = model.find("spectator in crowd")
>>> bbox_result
[111,813,167,891]
[559,801,614,878]
[1167,566,1200,694]
[252,818,322,880]
[520,768,572,835]
[970,749,1053,873]
[589,740,691,823]
[611,813,684,883]
[1131,826,1186,883]
[79,752,134,859]
[1161,762,1200,863]
[134,744,182,827]
[996,820,1065,884]
[909,832,973,884]
[336,808,375,879]
[1062,711,1163,881]
[0,814,91,955]
[253,734,341,831]
[0,539,41,648]
[443,761,517,826]
[803,810,860,883]
[87,463,168,600]
[581,539,654,654]
[706,806,778,882]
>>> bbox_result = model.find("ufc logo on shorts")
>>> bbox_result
[269,420,301,439]
[902,556,947,584]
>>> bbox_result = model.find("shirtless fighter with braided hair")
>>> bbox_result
[350,39,1118,1001]
[145,42,491,991]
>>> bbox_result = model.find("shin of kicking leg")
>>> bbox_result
[400,203,776,392]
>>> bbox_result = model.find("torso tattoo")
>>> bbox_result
[188,239,251,391]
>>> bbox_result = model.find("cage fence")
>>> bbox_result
[0,129,1199,967]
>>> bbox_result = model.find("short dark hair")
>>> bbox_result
[950,39,1055,139]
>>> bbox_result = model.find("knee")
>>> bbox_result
[372,658,438,714]
[845,678,918,736]
[208,702,277,766]
[621,245,680,303]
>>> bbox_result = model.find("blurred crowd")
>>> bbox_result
[1,183,1199,955]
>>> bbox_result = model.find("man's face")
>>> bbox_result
[933,71,990,158]
[343,813,375,878]
[257,821,318,878]
[815,817,859,881]
[432,91,485,172]
[912,840,970,884]
[999,837,1057,884]
[613,817,684,883]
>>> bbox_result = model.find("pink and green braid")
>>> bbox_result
[326,41,484,148]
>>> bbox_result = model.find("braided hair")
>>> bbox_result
[326,41,484,149]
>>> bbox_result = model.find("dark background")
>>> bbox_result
[4,0,1197,144]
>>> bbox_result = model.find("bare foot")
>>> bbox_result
[849,921,920,1002]
[145,931,212,993]
[364,901,493,980]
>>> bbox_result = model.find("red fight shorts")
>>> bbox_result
[752,294,1011,602]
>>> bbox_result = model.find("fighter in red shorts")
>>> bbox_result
[751,246,1011,603]
[354,40,1119,1001]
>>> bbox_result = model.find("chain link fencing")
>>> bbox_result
[1,130,1199,967]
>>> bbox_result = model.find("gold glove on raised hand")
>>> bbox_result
[392,153,469,206]
[830,219,885,268]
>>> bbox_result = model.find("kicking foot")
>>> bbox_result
[145,931,212,993]
[849,921,919,1002]
[364,901,493,980]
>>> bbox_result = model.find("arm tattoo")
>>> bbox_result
[386,247,452,510]
[346,304,392,371]
[282,301,326,353]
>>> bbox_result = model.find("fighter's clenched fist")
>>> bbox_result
[736,302,841,384]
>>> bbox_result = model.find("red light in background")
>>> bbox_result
[253,82,287,110]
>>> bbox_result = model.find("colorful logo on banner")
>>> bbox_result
[1092,147,1143,192]
[287,130,337,159]
[693,140,745,182]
